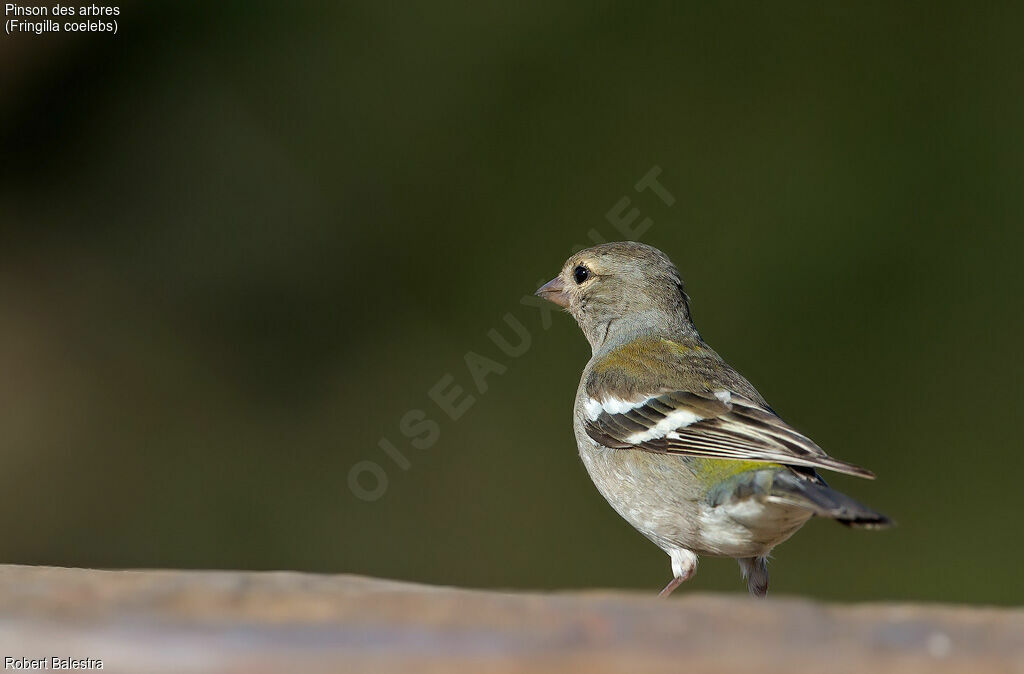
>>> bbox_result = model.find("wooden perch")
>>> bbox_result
[0,565,1019,673]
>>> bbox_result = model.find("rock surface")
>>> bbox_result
[0,565,1020,673]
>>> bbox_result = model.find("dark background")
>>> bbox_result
[2,2,1021,604]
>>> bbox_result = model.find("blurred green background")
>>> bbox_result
[2,2,1021,605]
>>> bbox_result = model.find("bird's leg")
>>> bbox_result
[659,549,698,598]
[658,576,685,597]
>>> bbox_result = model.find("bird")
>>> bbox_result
[535,241,890,598]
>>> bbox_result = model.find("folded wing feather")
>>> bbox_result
[583,389,875,479]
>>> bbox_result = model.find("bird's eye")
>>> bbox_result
[573,265,590,284]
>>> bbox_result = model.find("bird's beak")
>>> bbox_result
[535,276,570,308]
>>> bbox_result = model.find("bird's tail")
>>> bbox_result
[769,471,892,529]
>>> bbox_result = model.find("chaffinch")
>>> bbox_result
[536,241,889,597]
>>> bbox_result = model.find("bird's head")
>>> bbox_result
[535,241,694,350]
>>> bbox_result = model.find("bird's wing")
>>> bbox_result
[582,388,875,479]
